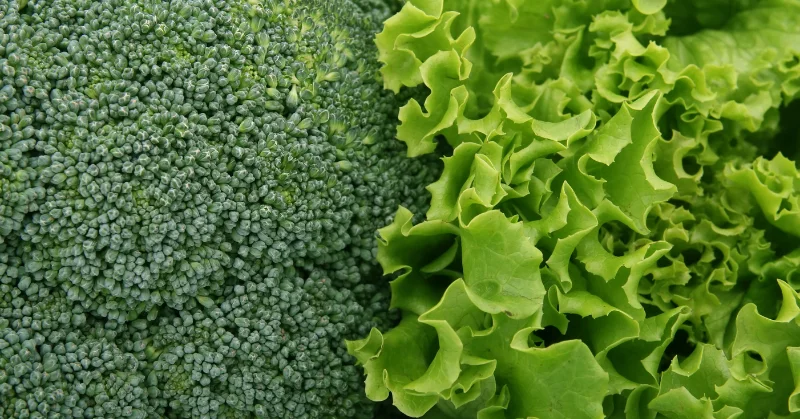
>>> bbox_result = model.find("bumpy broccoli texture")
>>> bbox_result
[0,0,437,418]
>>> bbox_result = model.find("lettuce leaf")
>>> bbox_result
[349,0,800,417]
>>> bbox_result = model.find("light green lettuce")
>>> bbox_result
[349,0,800,417]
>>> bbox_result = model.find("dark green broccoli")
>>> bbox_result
[0,283,159,419]
[0,0,437,417]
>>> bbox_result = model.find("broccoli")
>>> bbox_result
[0,0,437,417]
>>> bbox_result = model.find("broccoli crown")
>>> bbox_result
[0,0,437,417]
[0,284,159,419]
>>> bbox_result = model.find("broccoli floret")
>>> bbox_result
[142,267,392,418]
[0,0,438,417]
[0,264,159,419]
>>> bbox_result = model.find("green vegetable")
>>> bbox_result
[348,0,800,418]
[0,0,438,418]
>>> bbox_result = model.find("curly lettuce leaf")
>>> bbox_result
[350,0,800,418]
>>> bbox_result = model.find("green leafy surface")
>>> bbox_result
[349,0,800,417]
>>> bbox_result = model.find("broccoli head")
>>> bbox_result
[0,0,437,417]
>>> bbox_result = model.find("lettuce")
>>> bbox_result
[349,0,800,417]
